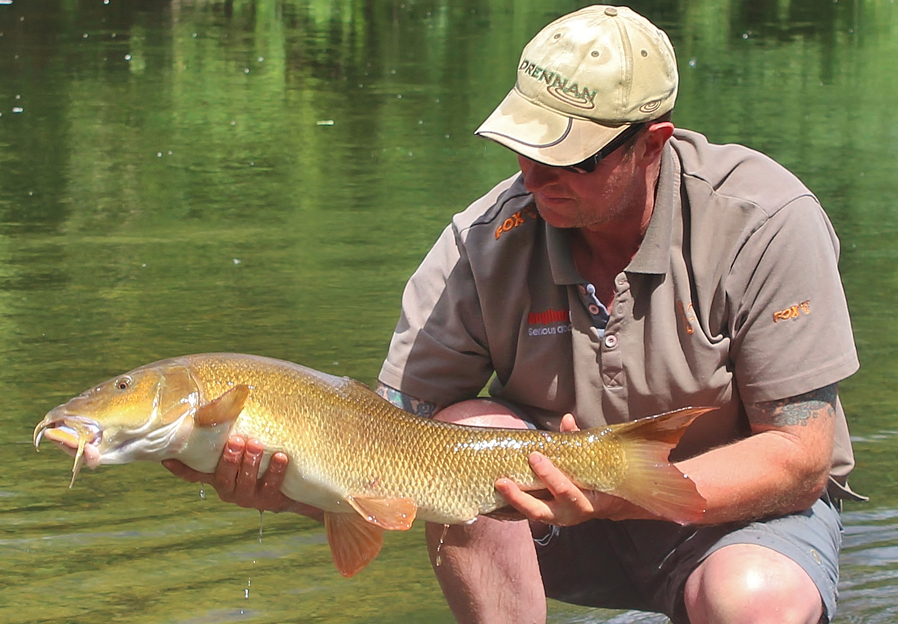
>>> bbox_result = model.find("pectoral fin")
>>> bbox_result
[325,511,385,577]
[194,385,251,427]
[347,496,418,531]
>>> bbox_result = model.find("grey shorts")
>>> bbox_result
[535,494,843,624]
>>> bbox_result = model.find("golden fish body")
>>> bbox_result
[34,353,708,576]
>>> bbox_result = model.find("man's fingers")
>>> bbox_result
[559,413,579,433]
[495,453,597,527]
[258,452,288,502]
[165,436,307,516]
[495,477,555,522]
[213,436,245,498]
[528,452,583,503]
[232,438,265,507]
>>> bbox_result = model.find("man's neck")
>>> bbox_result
[571,164,660,304]
[571,227,644,305]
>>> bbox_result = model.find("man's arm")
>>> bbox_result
[496,384,838,526]
[683,383,837,523]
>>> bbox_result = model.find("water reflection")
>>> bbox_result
[1,0,896,622]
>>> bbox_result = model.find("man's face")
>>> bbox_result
[516,131,652,233]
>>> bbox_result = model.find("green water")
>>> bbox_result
[0,0,896,622]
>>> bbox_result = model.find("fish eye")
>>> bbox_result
[115,376,132,391]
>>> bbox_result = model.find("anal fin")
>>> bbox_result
[325,511,385,578]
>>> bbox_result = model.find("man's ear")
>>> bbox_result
[638,122,674,163]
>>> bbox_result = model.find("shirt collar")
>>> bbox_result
[626,142,678,275]
[545,222,581,285]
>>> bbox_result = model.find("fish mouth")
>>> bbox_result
[33,415,103,488]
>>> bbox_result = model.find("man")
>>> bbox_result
[165,5,861,624]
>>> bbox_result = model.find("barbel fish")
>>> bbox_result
[33,353,709,577]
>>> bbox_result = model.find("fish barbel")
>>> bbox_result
[34,353,709,577]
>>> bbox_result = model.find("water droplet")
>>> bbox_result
[244,588,249,599]
[125,54,132,61]
[199,484,206,499]
[12,107,23,113]
[232,258,241,265]
[435,524,450,567]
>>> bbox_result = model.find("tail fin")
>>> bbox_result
[610,407,714,525]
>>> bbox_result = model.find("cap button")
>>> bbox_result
[604,7,618,16]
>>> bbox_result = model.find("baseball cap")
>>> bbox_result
[475,5,678,167]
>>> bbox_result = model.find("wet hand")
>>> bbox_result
[494,414,637,526]
[162,436,323,521]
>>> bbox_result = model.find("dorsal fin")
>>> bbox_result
[194,385,251,428]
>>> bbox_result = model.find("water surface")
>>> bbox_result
[1,0,896,622]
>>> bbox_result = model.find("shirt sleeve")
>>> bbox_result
[727,195,859,403]
[378,222,494,407]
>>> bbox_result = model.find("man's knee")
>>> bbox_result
[684,544,824,624]
[434,399,530,429]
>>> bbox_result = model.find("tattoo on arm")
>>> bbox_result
[374,382,438,418]
[747,383,838,427]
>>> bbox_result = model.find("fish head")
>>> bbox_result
[33,360,201,486]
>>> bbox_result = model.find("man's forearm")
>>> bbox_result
[676,384,837,524]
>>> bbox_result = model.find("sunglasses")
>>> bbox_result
[561,123,647,174]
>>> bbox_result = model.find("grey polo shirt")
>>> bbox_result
[379,128,860,495]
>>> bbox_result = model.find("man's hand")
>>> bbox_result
[162,436,323,522]
[494,414,652,527]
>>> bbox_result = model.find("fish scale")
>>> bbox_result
[34,352,710,577]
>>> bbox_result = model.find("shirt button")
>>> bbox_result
[604,334,618,348]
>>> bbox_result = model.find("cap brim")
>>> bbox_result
[474,89,630,167]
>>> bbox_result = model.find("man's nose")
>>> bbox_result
[518,156,560,191]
